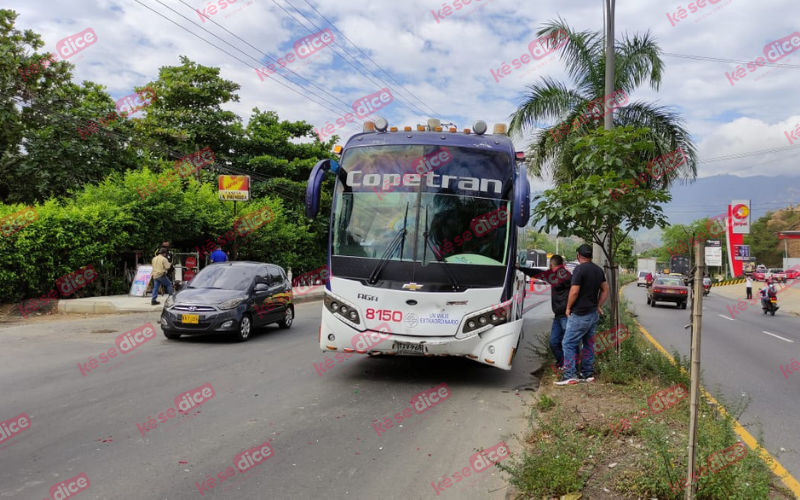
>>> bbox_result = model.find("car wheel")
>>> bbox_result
[235,314,252,342]
[279,307,294,329]
[681,302,687,309]
[650,299,656,307]
[163,330,181,340]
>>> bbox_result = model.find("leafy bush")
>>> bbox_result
[0,168,326,303]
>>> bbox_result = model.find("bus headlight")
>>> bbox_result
[324,292,361,326]
[458,301,511,339]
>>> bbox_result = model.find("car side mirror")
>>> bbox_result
[254,283,269,292]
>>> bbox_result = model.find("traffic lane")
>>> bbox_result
[710,290,800,342]
[287,295,550,499]
[0,300,547,499]
[627,285,800,479]
[0,305,326,499]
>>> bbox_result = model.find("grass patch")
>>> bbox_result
[503,296,795,499]
[535,393,556,412]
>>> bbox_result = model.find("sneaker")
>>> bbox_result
[554,377,580,386]
[579,375,595,383]
[151,301,160,305]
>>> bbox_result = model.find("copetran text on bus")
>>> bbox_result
[347,171,502,196]
[373,147,454,200]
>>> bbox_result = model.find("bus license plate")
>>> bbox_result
[182,314,199,324]
[395,342,424,356]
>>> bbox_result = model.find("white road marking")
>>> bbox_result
[762,331,794,343]
[718,314,735,321]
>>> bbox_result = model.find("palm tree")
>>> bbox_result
[509,18,697,187]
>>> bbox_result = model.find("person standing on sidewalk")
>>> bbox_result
[746,276,753,299]
[151,248,173,305]
[155,241,175,282]
[548,254,572,372]
[556,244,609,386]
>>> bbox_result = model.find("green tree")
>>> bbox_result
[508,18,696,187]
[530,127,671,335]
[133,56,242,162]
[0,9,139,202]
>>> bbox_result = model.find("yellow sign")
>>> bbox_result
[218,175,250,201]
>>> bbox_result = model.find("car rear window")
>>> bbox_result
[638,272,649,277]
[656,279,682,286]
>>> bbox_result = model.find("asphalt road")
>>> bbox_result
[625,283,800,482]
[0,293,553,500]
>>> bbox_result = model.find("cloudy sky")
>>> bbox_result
[7,0,800,194]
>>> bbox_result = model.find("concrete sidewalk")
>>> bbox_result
[710,279,800,316]
[57,287,325,314]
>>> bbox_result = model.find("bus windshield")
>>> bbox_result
[331,145,513,266]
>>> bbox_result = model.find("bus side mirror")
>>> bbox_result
[305,159,339,218]
[513,164,530,227]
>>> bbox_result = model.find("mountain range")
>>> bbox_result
[532,175,800,250]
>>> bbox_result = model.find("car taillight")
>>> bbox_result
[680,290,688,294]
[654,288,663,293]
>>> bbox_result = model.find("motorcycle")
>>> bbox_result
[703,284,710,297]
[763,295,779,316]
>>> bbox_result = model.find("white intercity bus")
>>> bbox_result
[305,118,532,369]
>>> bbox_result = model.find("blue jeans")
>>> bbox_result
[562,311,599,379]
[151,275,173,302]
[550,317,568,369]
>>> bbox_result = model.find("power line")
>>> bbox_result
[168,0,357,117]
[133,0,354,121]
[298,0,441,117]
[271,0,430,118]
[698,144,797,164]
[663,52,800,69]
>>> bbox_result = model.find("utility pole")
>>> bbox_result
[685,239,705,499]
[600,0,619,336]
[603,0,616,131]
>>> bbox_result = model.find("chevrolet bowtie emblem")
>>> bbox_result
[403,283,424,291]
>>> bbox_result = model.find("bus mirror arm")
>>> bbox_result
[305,159,340,218]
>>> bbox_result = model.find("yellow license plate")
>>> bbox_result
[181,314,199,324]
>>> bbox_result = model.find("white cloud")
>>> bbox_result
[6,0,800,181]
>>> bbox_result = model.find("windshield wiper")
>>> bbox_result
[367,203,409,285]
[422,207,460,291]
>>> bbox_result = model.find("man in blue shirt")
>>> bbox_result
[210,245,228,263]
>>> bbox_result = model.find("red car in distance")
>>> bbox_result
[753,270,767,281]
[647,277,689,309]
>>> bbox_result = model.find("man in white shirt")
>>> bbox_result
[745,276,753,299]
